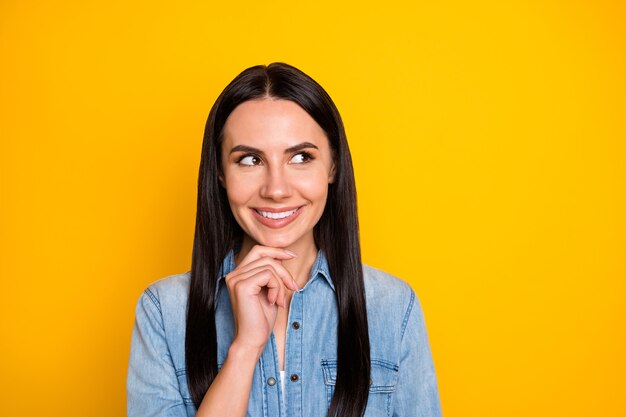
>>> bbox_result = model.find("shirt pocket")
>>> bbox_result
[321,358,399,417]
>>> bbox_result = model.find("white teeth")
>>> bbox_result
[257,208,299,219]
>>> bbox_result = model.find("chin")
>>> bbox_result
[255,235,298,249]
[245,226,311,249]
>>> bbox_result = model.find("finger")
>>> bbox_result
[236,268,285,308]
[229,266,288,300]
[273,275,286,308]
[234,257,300,292]
[238,245,297,266]
[227,265,285,291]
[248,269,286,307]
[227,257,300,291]
[263,272,287,308]
[267,285,278,306]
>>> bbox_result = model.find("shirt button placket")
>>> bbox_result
[286,290,303,416]
[260,334,281,417]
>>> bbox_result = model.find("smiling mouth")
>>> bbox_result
[254,207,301,219]
[251,206,305,229]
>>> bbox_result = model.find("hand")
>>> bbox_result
[225,245,300,356]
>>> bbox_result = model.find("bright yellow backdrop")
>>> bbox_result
[1,1,624,416]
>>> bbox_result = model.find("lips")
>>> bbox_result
[251,206,304,229]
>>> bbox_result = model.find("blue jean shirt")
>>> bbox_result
[127,250,442,417]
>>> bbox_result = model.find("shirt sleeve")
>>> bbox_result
[393,290,442,417]
[127,287,188,417]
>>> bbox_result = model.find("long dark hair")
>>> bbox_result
[186,62,371,417]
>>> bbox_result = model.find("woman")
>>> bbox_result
[127,63,441,417]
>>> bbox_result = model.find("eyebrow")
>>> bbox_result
[229,142,319,155]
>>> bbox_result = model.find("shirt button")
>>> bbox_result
[290,374,299,382]
[267,377,276,386]
[292,321,300,330]
[369,378,373,386]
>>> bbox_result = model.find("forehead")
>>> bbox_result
[222,99,328,148]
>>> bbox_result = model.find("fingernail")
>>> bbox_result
[284,249,297,257]
[292,279,300,291]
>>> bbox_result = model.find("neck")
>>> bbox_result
[237,235,318,288]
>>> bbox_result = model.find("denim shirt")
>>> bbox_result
[127,250,442,417]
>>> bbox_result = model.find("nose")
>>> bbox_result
[260,165,292,200]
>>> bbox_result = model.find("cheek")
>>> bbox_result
[224,175,255,207]
[295,171,330,203]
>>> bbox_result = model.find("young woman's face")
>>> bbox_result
[220,99,336,250]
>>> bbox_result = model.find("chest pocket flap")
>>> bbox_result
[321,358,399,393]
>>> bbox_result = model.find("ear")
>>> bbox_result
[328,162,337,184]
[218,171,226,187]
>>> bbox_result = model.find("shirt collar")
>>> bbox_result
[215,248,334,304]
[307,249,334,291]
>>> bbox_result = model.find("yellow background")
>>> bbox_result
[1,1,624,416]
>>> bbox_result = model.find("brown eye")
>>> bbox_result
[238,155,260,166]
[289,152,313,164]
